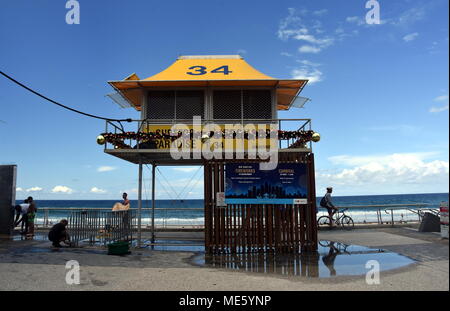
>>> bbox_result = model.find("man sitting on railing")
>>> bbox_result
[112,192,130,211]
[320,187,338,227]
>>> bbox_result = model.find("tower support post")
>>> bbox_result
[137,157,143,247]
[151,163,156,243]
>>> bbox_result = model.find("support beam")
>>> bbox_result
[151,163,156,243]
[137,157,143,247]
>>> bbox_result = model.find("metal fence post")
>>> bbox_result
[151,163,156,243]
[137,156,143,247]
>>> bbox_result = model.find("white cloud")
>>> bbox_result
[97,166,117,172]
[346,16,365,26]
[291,67,323,84]
[313,9,328,16]
[318,153,449,195]
[294,34,334,47]
[172,167,200,173]
[403,32,419,42]
[90,187,107,194]
[430,105,449,113]
[430,94,449,113]
[278,8,334,53]
[297,59,321,67]
[298,45,321,53]
[16,187,23,192]
[328,152,439,166]
[51,186,74,194]
[26,187,43,192]
[291,59,323,84]
[280,52,293,57]
[435,95,449,102]
[392,6,426,27]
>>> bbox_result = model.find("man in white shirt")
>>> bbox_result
[14,199,30,234]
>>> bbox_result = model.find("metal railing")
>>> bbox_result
[31,203,438,231]
[316,203,438,226]
[103,118,313,150]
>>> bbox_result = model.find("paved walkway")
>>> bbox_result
[0,227,447,291]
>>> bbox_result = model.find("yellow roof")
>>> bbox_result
[109,55,307,111]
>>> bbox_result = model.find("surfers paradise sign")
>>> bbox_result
[167,117,280,170]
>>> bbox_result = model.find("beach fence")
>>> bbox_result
[316,204,438,226]
[29,203,441,250]
[68,210,136,247]
[34,204,437,230]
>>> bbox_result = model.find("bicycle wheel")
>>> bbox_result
[317,216,331,230]
[341,216,354,230]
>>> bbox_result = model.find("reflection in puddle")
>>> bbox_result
[143,240,205,252]
[194,241,415,278]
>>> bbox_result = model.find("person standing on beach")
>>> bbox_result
[320,187,338,227]
[26,197,37,238]
[15,199,30,234]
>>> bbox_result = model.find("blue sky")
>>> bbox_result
[0,0,448,199]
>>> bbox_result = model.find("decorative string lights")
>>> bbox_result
[97,130,320,149]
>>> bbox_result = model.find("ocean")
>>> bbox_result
[17,193,448,227]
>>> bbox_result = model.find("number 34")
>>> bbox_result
[186,65,232,75]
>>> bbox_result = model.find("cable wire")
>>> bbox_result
[0,70,132,122]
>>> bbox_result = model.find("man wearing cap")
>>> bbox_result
[320,187,338,227]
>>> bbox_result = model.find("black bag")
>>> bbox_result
[320,196,327,207]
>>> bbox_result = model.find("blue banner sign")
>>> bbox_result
[225,163,308,204]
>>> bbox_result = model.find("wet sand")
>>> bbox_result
[0,227,447,291]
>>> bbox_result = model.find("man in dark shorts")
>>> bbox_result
[48,219,70,247]
[320,187,338,227]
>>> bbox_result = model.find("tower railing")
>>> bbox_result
[103,118,313,151]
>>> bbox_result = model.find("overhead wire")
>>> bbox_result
[0,70,133,122]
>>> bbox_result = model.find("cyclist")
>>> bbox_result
[320,187,338,227]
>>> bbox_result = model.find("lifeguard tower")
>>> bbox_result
[100,55,320,253]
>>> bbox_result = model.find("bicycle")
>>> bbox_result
[317,208,354,230]
[318,240,351,254]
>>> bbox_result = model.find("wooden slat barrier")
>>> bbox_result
[204,152,318,254]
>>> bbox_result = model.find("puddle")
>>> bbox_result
[1,233,49,242]
[192,240,415,278]
[140,239,205,252]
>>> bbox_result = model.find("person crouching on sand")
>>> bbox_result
[48,219,70,248]
[112,192,130,211]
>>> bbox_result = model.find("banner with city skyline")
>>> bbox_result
[225,163,308,204]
